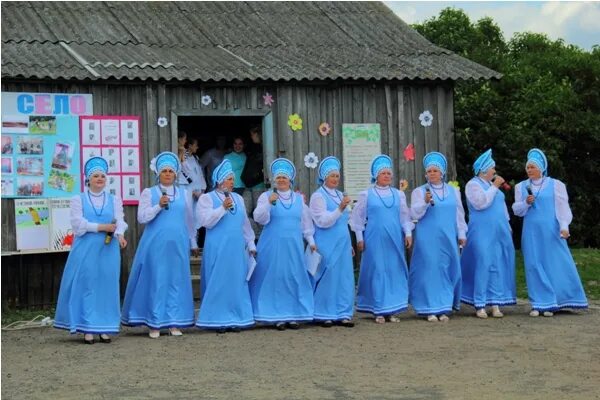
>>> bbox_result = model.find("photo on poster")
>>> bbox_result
[2,136,13,154]
[102,147,121,173]
[81,147,101,165]
[106,175,121,198]
[15,198,50,250]
[16,136,43,155]
[101,119,120,145]
[122,175,140,202]
[2,115,29,133]
[16,177,44,196]
[120,119,139,145]
[51,142,74,170]
[17,156,44,175]
[48,169,75,192]
[1,157,13,174]
[50,198,74,250]
[82,119,101,145]
[121,147,140,173]
[1,178,15,196]
[29,116,57,134]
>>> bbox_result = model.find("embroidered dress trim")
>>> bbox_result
[461,298,517,308]
[120,317,195,329]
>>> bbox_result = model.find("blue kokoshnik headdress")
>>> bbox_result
[526,148,548,176]
[473,149,495,175]
[270,158,296,184]
[84,156,109,179]
[370,154,393,183]
[318,156,341,184]
[423,152,447,177]
[151,151,180,176]
[212,159,234,187]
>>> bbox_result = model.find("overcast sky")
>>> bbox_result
[385,1,599,50]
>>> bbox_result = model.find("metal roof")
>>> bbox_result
[1,1,501,82]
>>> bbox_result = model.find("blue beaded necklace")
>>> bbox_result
[528,177,545,201]
[87,190,106,217]
[277,190,294,210]
[374,186,395,209]
[427,182,447,203]
[321,186,342,205]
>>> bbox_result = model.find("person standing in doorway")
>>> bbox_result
[241,126,264,235]
[224,136,247,196]
[199,135,227,190]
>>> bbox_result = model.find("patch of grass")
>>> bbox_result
[1,308,55,326]
[516,248,600,301]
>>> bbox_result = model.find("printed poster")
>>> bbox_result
[342,124,381,200]
[50,198,74,251]
[15,198,51,251]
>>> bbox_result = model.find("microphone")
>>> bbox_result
[526,185,536,207]
[271,188,278,206]
[493,176,511,191]
[104,219,116,245]
[223,190,234,210]
[162,189,169,210]
[425,187,434,206]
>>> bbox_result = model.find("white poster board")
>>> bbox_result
[342,124,381,200]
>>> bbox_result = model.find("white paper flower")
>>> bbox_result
[157,117,168,128]
[201,95,212,106]
[419,110,433,127]
[149,156,158,174]
[304,152,319,169]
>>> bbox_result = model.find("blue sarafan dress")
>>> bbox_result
[196,192,254,329]
[121,186,195,329]
[461,178,516,308]
[357,188,409,316]
[249,193,314,322]
[311,188,355,321]
[409,185,462,316]
[54,193,121,334]
[519,179,588,311]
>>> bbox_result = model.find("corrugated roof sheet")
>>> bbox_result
[1,1,501,82]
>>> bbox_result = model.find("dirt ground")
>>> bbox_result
[2,301,599,400]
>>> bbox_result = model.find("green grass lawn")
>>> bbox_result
[516,248,600,301]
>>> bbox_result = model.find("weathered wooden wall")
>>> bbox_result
[1,78,454,307]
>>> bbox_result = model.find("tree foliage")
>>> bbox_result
[413,8,600,247]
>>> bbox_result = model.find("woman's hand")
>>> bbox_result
[338,196,352,211]
[100,223,116,233]
[268,192,279,205]
[191,248,200,257]
[222,197,233,210]
[405,236,413,249]
[159,195,170,208]
[357,241,364,252]
[526,195,535,205]
[310,244,317,253]
[424,190,433,204]
[458,238,467,247]
[560,229,570,239]
[118,235,127,249]
[249,249,257,257]
[492,175,506,188]
[192,190,201,200]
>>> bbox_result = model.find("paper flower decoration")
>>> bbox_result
[157,117,168,128]
[399,179,409,191]
[318,122,331,136]
[304,152,319,168]
[288,113,303,131]
[263,92,274,107]
[448,181,460,189]
[201,95,212,106]
[419,110,433,127]
[403,143,415,161]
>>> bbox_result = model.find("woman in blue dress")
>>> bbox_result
[461,149,516,318]
[121,152,198,338]
[350,155,413,324]
[54,157,128,344]
[512,148,588,317]
[195,159,256,333]
[309,156,355,328]
[250,158,316,330]
[409,152,467,322]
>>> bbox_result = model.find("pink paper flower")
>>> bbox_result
[263,93,274,107]
[318,122,331,136]
[403,143,415,161]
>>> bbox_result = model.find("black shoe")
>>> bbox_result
[98,334,111,343]
[321,320,333,328]
[339,319,355,328]
[275,322,286,331]
[83,337,95,345]
[230,326,241,333]
[216,328,227,334]
[287,321,300,330]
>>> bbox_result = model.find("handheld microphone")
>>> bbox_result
[162,190,169,210]
[271,188,278,206]
[425,187,434,206]
[492,176,511,191]
[223,190,234,210]
[104,219,117,245]
[526,185,533,196]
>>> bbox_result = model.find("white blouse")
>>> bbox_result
[349,185,414,242]
[309,187,345,229]
[410,184,468,240]
[70,189,127,237]
[178,154,207,193]
[195,191,256,252]
[512,177,573,231]
[465,178,510,221]
[137,184,198,249]
[253,189,316,247]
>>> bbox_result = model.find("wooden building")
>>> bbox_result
[1,1,499,307]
